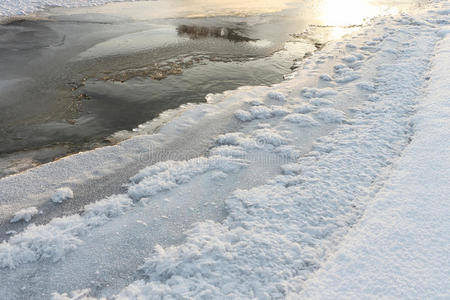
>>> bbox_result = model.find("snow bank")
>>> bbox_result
[301,20,450,299]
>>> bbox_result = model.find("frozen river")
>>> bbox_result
[0,0,436,299]
[0,0,426,177]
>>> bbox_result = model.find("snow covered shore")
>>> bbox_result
[301,19,450,299]
[0,1,449,299]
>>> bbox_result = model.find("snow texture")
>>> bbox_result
[2,2,450,299]
[10,207,38,223]
[302,15,450,298]
[51,188,74,204]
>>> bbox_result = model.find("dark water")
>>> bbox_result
[0,0,427,177]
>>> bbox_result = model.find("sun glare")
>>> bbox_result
[319,0,384,27]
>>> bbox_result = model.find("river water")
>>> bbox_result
[0,0,427,177]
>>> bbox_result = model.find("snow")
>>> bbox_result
[51,188,74,204]
[283,113,319,127]
[1,1,449,298]
[10,207,38,223]
[314,108,347,124]
[301,87,338,98]
[301,23,450,299]
[1,194,133,269]
[267,91,286,102]
[128,156,248,200]
[0,0,142,18]
[319,74,333,82]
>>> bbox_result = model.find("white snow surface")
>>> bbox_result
[51,188,74,203]
[9,207,38,223]
[301,20,450,299]
[0,0,141,18]
[1,2,450,299]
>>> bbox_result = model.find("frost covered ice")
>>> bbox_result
[1,1,450,299]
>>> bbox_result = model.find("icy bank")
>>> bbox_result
[301,22,450,300]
